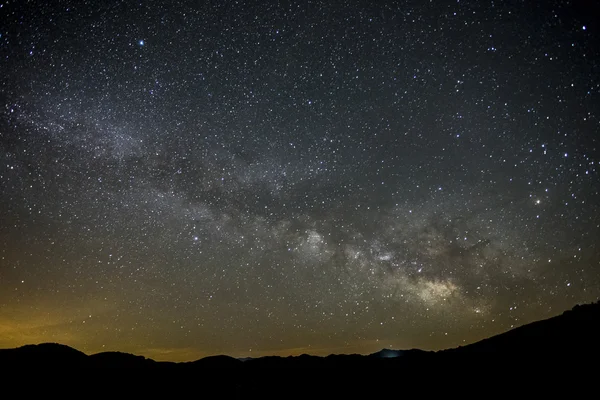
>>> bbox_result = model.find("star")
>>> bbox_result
[0,0,597,362]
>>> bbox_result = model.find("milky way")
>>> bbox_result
[1,0,599,361]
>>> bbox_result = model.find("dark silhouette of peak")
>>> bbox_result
[0,343,88,367]
[186,354,243,368]
[89,351,158,368]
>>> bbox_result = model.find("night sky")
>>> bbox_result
[1,0,599,362]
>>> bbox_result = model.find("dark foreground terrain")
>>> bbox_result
[2,301,599,370]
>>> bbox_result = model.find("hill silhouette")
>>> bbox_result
[438,301,600,363]
[2,301,599,369]
[0,343,88,367]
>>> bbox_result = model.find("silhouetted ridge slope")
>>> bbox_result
[89,351,159,368]
[444,301,600,359]
[0,343,88,367]
[186,355,242,368]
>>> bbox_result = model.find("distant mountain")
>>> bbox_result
[185,355,243,368]
[0,343,88,367]
[1,301,598,368]
[88,351,161,368]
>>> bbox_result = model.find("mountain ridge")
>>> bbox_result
[2,301,599,368]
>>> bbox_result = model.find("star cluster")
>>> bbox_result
[0,0,599,361]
